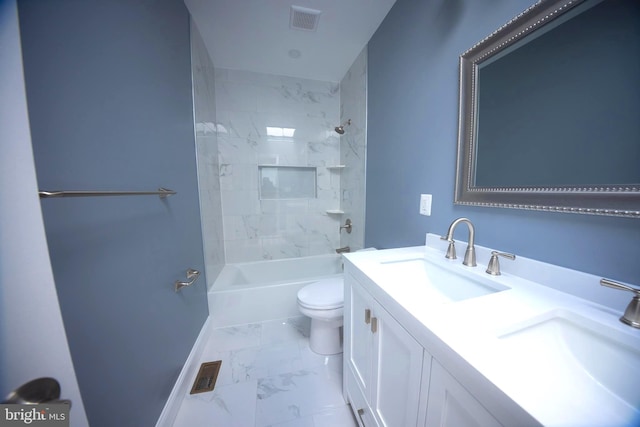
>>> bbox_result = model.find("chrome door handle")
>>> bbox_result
[364,308,371,324]
[3,377,71,407]
[175,268,200,292]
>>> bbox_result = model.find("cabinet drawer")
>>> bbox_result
[346,365,378,427]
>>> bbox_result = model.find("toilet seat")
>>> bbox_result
[297,277,343,310]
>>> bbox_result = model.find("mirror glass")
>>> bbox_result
[456,0,640,217]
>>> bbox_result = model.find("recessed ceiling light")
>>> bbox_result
[288,49,301,59]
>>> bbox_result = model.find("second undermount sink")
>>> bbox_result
[498,309,640,424]
[378,258,510,303]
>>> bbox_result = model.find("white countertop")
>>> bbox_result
[343,235,640,427]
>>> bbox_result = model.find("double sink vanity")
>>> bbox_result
[342,228,640,427]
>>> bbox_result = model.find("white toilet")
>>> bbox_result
[297,276,344,355]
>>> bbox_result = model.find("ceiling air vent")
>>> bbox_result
[290,6,321,31]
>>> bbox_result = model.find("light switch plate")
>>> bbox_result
[420,194,432,216]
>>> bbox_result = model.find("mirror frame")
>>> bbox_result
[455,0,640,218]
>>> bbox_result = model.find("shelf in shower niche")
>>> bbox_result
[326,210,344,215]
[326,165,346,170]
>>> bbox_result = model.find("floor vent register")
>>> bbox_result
[190,361,222,394]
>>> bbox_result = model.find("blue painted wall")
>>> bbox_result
[366,0,640,290]
[18,1,208,426]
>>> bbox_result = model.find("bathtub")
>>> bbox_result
[207,254,344,328]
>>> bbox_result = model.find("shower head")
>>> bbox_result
[334,119,351,135]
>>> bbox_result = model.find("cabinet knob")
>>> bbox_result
[364,308,371,324]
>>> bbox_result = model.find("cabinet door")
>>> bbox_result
[425,360,502,427]
[346,276,375,399]
[372,303,424,427]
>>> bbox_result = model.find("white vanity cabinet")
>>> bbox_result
[345,274,426,427]
[343,265,539,427]
[424,359,502,427]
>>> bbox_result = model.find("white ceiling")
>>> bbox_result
[184,0,396,82]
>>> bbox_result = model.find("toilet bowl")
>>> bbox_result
[297,276,344,355]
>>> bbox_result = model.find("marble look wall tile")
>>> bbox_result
[218,136,260,165]
[215,80,259,112]
[224,238,263,263]
[308,240,339,257]
[221,190,261,215]
[256,81,339,116]
[224,214,279,241]
[219,163,259,191]
[216,68,341,262]
[261,235,309,260]
[260,199,310,214]
[257,141,308,166]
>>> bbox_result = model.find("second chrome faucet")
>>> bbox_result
[441,217,476,267]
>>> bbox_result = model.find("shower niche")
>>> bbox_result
[258,165,346,215]
[258,166,317,200]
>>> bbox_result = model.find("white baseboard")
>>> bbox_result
[155,316,210,427]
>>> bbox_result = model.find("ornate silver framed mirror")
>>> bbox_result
[455,0,640,217]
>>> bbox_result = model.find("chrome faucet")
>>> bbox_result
[440,217,476,267]
[485,251,515,275]
[600,278,640,328]
[336,246,351,254]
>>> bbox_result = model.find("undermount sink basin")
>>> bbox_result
[378,258,509,303]
[498,310,640,425]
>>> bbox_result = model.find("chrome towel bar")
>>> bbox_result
[38,188,176,199]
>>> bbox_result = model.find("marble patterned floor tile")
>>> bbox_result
[266,415,315,427]
[174,380,257,427]
[312,405,358,427]
[298,340,343,374]
[255,365,345,427]
[206,322,262,352]
[227,341,306,384]
[261,317,310,346]
[173,317,349,427]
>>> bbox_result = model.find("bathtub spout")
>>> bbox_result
[336,246,351,254]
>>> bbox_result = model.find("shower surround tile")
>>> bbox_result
[215,69,341,263]
[173,317,356,427]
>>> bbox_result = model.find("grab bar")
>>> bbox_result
[39,188,176,199]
